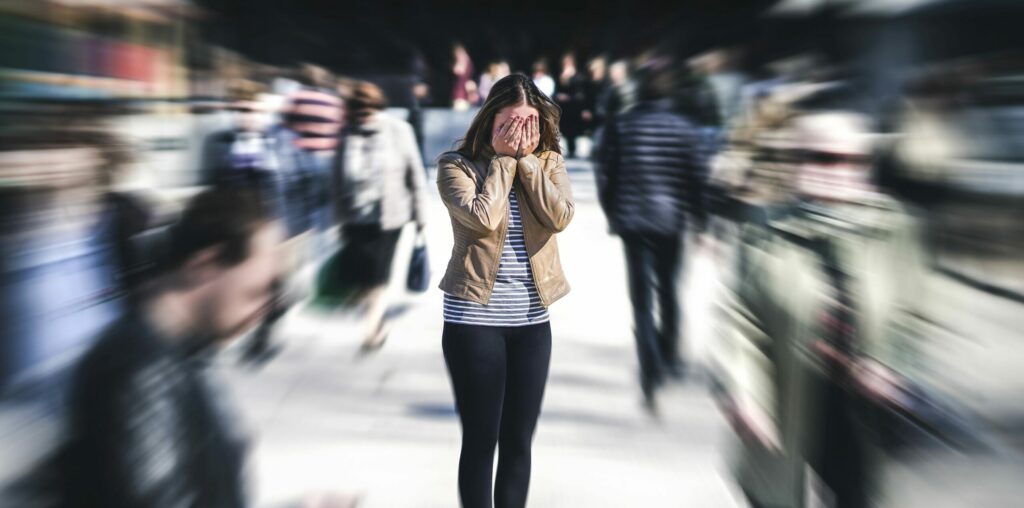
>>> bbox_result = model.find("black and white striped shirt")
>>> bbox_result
[443,189,550,327]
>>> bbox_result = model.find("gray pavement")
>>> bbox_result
[219,162,748,507]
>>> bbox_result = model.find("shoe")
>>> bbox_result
[359,321,389,353]
[664,362,688,381]
[641,377,660,416]
[641,391,660,417]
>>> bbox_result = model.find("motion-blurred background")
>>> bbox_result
[1,0,1023,506]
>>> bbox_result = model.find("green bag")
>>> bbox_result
[312,244,363,309]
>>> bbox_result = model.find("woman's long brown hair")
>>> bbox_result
[454,73,562,159]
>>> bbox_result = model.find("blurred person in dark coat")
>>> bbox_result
[594,62,709,410]
[59,188,284,507]
[582,55,608,133]
[555,52,587,158]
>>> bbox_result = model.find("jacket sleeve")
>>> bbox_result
[515,152,575,233]
[436,153,516,234]
[594,121,620,215]
[400,122,429,227]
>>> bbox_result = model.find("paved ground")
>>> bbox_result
[218,161,748,507]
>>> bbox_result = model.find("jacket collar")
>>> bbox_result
[479,144,497,160]
[632,97,675,112]
[465,145,497,178]
[348,113,382,136]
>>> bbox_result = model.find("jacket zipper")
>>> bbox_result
[485,190,509,304]
[515,182,548,307]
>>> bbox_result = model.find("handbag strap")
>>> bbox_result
[413,230,427,247]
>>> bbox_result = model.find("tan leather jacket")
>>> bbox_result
[436,148,574,306]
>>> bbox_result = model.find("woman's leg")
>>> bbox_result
[443,323,508,508]
[622,234,664,399]
[495,322,552,508]
[360,284,390,347]
[359,228,402,349]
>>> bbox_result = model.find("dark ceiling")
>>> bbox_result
[196,0,783,75]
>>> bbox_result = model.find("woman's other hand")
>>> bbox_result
[517,114,540,158]
[492,115,524,157]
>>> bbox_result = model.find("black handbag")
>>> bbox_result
[406,231,430,293]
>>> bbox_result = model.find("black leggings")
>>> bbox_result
[442,321,552,508]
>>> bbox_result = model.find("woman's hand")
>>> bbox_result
[492,116,524,157]
[516,114,540,158]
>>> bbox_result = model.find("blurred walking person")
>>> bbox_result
[555,52,586,158]
[582,55,608,134]
[531,59,555,98]
[452,43,478,111]
[58,189,282,507]
[602,60,636,118]
[594,64,708,410]
[478,60,511,105]
[334,81,428,350]
[436,73,574,508]
[284,64,345,253]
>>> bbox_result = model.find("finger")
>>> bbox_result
[499,119,512,138]
[504,117,521,138]
[508,118,523,143]
[504,117,521,142]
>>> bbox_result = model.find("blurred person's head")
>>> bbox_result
[609,60,629,86]
[497,61,511,78]
[791,110,876,203]
[455,73,562,159]
[488,61,509,78]
[345,81,388,125]
[227,80,271,132]
[635,59,677,101]
[532,59,549,77]
[298,63,334,89]
[336,77,358,101]
[453,43,469,61]
[589,56,608,81]
[561,52,577,77]
[161,188,283,345]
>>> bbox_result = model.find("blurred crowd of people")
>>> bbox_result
[593,41,1024,508]
[448,44,634,160]
[1,58,426,507]
[576,11,1024,504]
[2,0,1024,506]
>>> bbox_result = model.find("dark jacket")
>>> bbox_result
[59,313,249,507]
[595,98,709,235]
